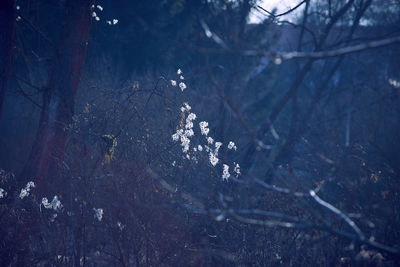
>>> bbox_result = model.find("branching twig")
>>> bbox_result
[256,1,307,18]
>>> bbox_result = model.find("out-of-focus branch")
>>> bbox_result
[14,77,42,109]
[244,35,400,62]
[215,188,400,255]
[309,190,365,240]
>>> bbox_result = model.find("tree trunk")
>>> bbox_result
[21,0,93,194]
[0,0,15,119]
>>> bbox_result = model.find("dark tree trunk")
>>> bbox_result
[0,0,15,119]
[21,0,93,194]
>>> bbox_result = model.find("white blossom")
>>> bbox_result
[41,197,51,209]
[42,196,63,211]
[180,75,184,80]
[179,82,187,91]
[197,145,203,151]
[233,163,241,176]
[0,188,6,198]
[388,78,400,88]
[172,124,193,153]
[185,113,196,129]
[187,112,196,121]
[209,152,219,166]
[106,20,112,25]
[207,137,214,145]
[94,208,104,221]
[222,164,230,180]
[92,11,97,17]
[207,141,223,166]
[113,19,118,25]
[51,196,63,211]
[16,5,20,10]
[177,69,182,75]
[96,5,103,11]
[16,16,21,21]
[172,161,176,166]
[117,221,125,231]
[184,103,191,111]
[170,80,177,86]
[184,129,194,137]
[227,141,237,150]
[199,121,209,136]
[19,181,35,199]
[172,132,180,141]
[181,102,191,112]
[215,142,222,150]
[180,135,190,152]
[171,110,196,152]
[95,16,100,21]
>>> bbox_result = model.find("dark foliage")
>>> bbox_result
[1,0,400,266]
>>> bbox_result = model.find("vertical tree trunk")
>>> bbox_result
[21,0,93,194]
[0,0,15,119]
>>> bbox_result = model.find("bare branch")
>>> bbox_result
[309,190,365,240]
[244,35,400,62]
[256,1,307,18]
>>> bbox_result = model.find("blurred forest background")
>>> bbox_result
[0,0,400,266]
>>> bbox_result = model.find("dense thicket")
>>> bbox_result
[0,0,400,265]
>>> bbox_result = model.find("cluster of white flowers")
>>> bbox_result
[169,68,241,180]
[227,141,237,150]
[0,188,6,198]
[93,208,104,221]
[388,78,400,88]
[207,136,214,145]
[41,196,63,212]
[172,103,196,153]
[233,163,241,176]
[204,141,222,166]
[106,19,119,25]
[186,113,197,130]
[15,5,21,21]
[222,164,230,180]
[117,221,125,231]
[170,68,187,91]
[19,181,35,199]
[92,11,100,21]
[199,121,210,136]
[91,4,118,25]
[179,82,187,91]
[209,152,219,166]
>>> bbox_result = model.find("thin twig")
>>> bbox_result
[256,1,306,18]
